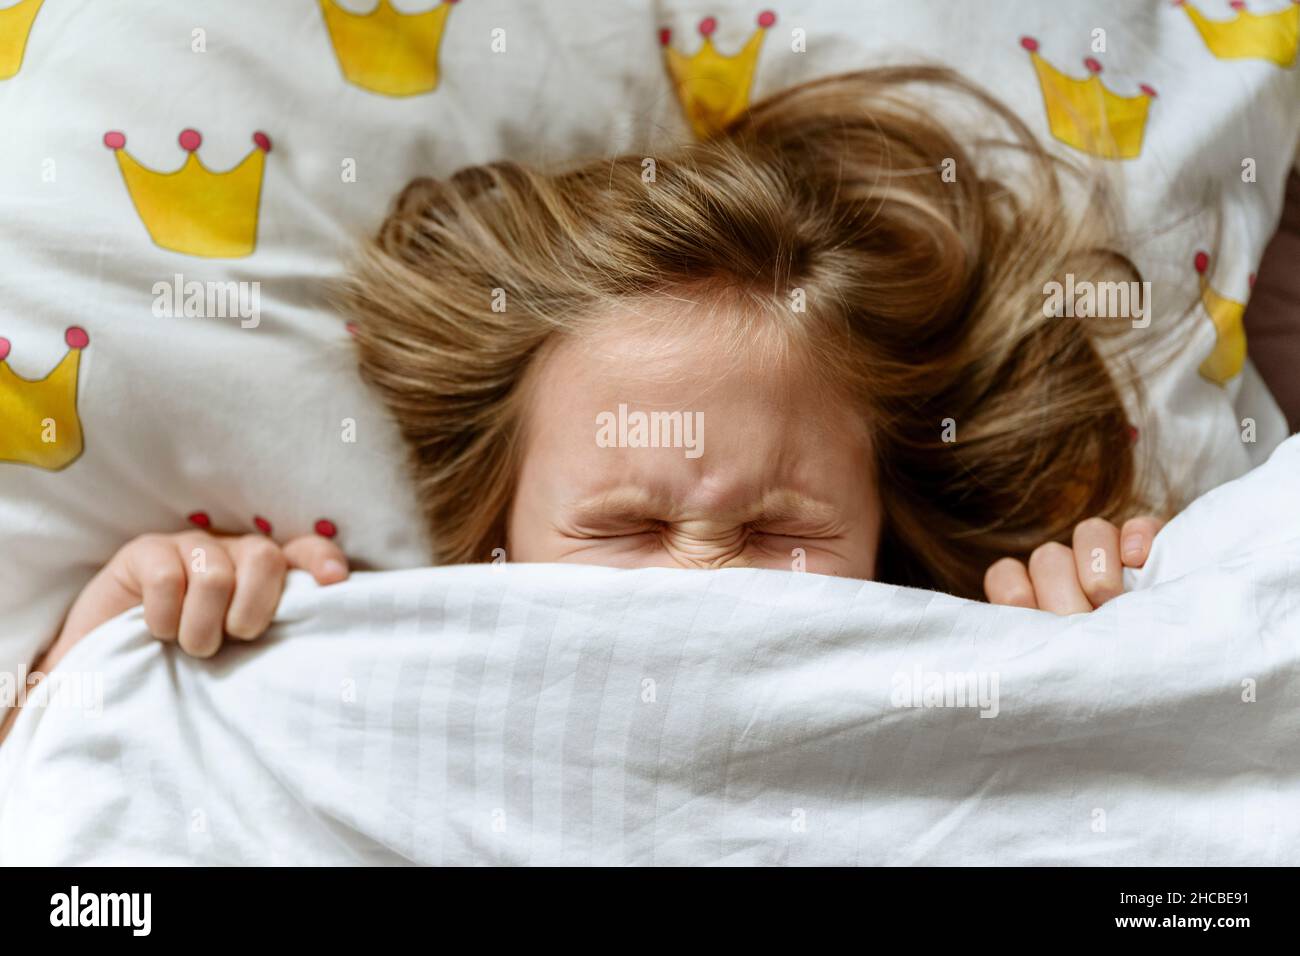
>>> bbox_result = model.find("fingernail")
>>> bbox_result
[322,559,348,581]
[1121,534,1144,560]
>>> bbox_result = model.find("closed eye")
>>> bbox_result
[747,522,846,541]
[564,530,657,540]
[559,519,664,540]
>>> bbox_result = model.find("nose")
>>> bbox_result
[658,522,749,569]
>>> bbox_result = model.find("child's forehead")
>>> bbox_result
[562,293,812,388]
[518,296,870,453]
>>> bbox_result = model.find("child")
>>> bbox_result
[27,68,1174,681]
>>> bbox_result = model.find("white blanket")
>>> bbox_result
[3,437,1299,866]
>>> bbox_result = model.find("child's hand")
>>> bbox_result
[40,531,349,672]
[983,516,1164,615]
[2,530,348,744]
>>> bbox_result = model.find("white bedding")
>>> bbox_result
[2,436,1299,866]
[4,0,1299,693]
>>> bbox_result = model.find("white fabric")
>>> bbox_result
[2,0,1298,691]
[3,435,1298,866]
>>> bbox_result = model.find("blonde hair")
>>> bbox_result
[343,67,1150,599]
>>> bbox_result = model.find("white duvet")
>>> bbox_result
[2,436,1299,866]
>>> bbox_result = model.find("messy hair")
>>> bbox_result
[343,66,1151,599]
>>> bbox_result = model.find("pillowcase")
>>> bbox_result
[1,0,1298,683]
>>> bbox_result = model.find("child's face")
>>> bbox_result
[506,309,881,577]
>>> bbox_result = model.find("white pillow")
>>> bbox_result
[1,0,1297,683]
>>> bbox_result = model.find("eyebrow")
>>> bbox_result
[749,489,841,526]
[566,488,664,526]
[566,487,840,526]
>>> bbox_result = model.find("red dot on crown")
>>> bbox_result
[187,511,211,529]
[315,519,338,539]
[1,329,88,359]
[659,27,671,46]
[1194,250,1210,274]
[1019,36,1039,53]
[103,131,126,150]
[757,10,776,27]
[253,131,272,153]
[178,129,202,152]
[1140,83,1158,98]
[1084,57,1102,74]
[1229,1,1246,10]
[254,516,272,535]
[698,16,717,36]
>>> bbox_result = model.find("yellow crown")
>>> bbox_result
[1020,37,1156,160]
[661,10,776,138]
[320,0,457,96]
[0,326,87,471]
[1193,250,1249,385]
[1176,0,1299,67]
[104,129,270,259]
[0,0,42,80]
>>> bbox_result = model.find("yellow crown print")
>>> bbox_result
[1020,37,1157,160]
[104,129,271,259]
[0,326,88,471]
[1175,0,1299,67]
[661,10,776,138]
[320,0,458,96]
[0,0,42,80]
[1193,250,1250,385]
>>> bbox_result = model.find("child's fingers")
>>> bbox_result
[1071,517,1123,608]
[1119,516,1165,567]
[119,535,187,641]
[983,557,1037,609]
[175,533,236,659]
[283,534,350,585]
[223,534,289,640]
[1027,542,1092,615]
